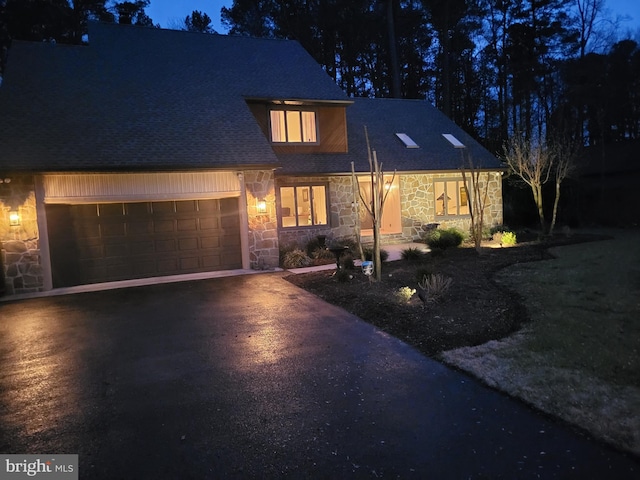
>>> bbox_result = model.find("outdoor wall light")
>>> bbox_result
[257,199,267,214]
[9,210,20,226]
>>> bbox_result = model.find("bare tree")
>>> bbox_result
[460,151,490,253]
[352,127,396,282]
[502,134,554,233]
[576,0,605,57]
[548,138,580,234]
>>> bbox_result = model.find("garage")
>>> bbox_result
[42,173,244,288]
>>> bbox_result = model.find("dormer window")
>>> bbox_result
[270,109,317,143]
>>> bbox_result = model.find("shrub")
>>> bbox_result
[310,246,334,260]
[306,236,329,257]
[395,286,416,303]
[501,231,517,246]
[415,266,431,283]
[490,224,510,235]
[426,228,464,250]
[362,246,389,262]
[401,247,427,262]
[335,269,352,282]
[282,249,312,268]
[417,273,453,304]
[341,254,355,270]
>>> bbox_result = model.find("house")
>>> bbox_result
[0,22,503,297]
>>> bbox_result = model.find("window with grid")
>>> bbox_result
[279,185,328,227]
[434,179,470,217]
[270,110,317,143]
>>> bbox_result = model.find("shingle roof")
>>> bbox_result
[0,22,348,172]
[276,97,503,175]
[0,23,501,176]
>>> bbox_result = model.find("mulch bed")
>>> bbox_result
[284,233,609,357]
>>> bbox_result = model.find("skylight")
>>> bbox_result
[395,133,419,148]
[442,133,465,148]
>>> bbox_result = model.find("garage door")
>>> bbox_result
[46,198,242,288]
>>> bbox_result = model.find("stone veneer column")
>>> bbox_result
[243,170,280,269]
[0,175,43,296]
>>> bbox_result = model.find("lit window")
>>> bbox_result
[358,175,402,234]
[435,179,470,216]
[270,110,317,143]
[280,185,327,227]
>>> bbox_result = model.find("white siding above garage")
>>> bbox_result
[42,172,241,203]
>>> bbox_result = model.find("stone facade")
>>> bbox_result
[243,170,280,269]
[275,172,503,250]
[0,169,503,295]
[0,175,43,296]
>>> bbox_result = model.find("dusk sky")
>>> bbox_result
[145,0,640,34]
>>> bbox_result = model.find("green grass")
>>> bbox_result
[440,230,640,456]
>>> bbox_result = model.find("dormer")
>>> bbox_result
[246,98,352,154]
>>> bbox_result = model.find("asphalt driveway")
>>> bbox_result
[0,273,638,479]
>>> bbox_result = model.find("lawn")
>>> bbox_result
[440,229,640,457]
[286,229,640,457]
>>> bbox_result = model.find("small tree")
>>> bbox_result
[351,127,395,282]
[460,150,490,253]
[502,134,554,234]
[548,137,579,235]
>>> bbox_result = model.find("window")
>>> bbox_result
[435,179,470,216]
[280,185,328,227]
[270,110,317,143]
[358,175,402,234]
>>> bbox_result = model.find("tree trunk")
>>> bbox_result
[549,179,561,235]
[532,184,546,233]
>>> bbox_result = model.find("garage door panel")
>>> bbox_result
[176,200,197,213]
[78,244,104,260]
[179,257,200,270]
[105,244,129,257]
[157,258,179,273]
[199,217,219,230]
[130,241,154,254]
[99,204,124,217]
[178,238,199,251]
[152,201,175,214]
[154,220,176,233]
[47,198,242,287]
[155,239,177,252]
[101,223,126,237]
[132,261,156,276]
[198,199,217,212]
[221,234,241,247]
[126,203,150,215]
[200,236,220,249]
[177,218,197,231]
[74,221,101,239]
[128,221,153,235]
[74,204,99,218]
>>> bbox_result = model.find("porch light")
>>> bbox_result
[257,199,267,214]
[9,210,20,226]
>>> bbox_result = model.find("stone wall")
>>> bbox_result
[243,170,280,269]
[0,175,43,296]
[275,172,504,251]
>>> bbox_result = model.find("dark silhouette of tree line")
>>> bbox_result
[220,0,639,152]
[1,0,638,154]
